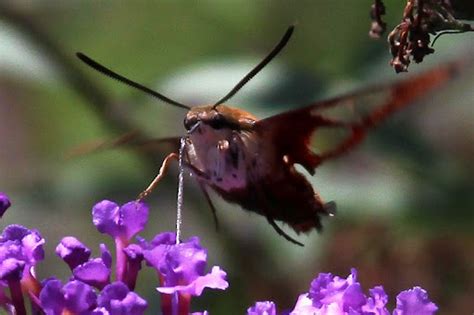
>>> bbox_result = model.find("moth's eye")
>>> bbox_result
[208,114,227,129]
[184,117,198,131]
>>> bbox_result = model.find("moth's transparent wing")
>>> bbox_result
[66,131,180,159]
[255,61,462,175]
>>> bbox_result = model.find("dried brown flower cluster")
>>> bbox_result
[370,0,473,72]
[369,0,387,39]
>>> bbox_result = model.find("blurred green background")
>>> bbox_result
[0,1,473,314]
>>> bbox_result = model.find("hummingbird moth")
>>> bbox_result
[77,26,460,246]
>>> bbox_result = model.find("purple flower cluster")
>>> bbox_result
[0,193,227,314]
[247,269,438,315]
[0,191,439,315]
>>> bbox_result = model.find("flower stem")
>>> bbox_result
[8,279,26,315]
[115,237,128,282]
[22,271,42,314]
[125,259,140,291]
[178,292,191,315]
[21,270,41,296]
[160,293,173,315]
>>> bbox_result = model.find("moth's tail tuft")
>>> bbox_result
[324,201,337,217]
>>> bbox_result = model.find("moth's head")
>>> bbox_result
[184,105,257,133]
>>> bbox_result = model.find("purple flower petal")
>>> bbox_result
[139,232,176,269]
[247,301,277,315]
[159,237,206,286]
[97,282,147,315]
[92,200,121,237]
[191,311,209,315]
[138,232,176,249]
[100,244,112,269]
[92,200,148,241]
[0,258,25,281]
[393,287,438,315]
[289,294,320,315]
[56,236,91,270]
[40,279,97,314]
[0,193,11,218]
[39,279,66,315]
[343,282,366,312]
[20,229,45,264]
[63,280,97,313]
[91,307,110,314]
[123,244,143,262]
[73,259,110,290]
[1,224,31,242]
[157,266,228,296]
[142,244,169,270]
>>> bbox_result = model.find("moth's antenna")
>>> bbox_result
[76,52,191,110]
[212,25,295,109]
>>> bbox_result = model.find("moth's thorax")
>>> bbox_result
[184,104,260,191]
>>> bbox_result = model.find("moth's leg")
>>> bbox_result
[136,152,178,202]
[265,216,304,247]
[198,183,220,230]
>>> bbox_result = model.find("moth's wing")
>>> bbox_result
[66,131,180,159]
[254,61,462,175]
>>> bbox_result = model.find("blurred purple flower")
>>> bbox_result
[56,236,91,270]
[362,286,389,315]
[39,279,97,314]
[309,268,366,313]
[92,200,148,241]
[287,269,437,315]
[247,301,277,315]
[0,193,11,218]
[393,287,438,315]
[97,281,147,315]
[0,225,45,278]
[0,224,44,314]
